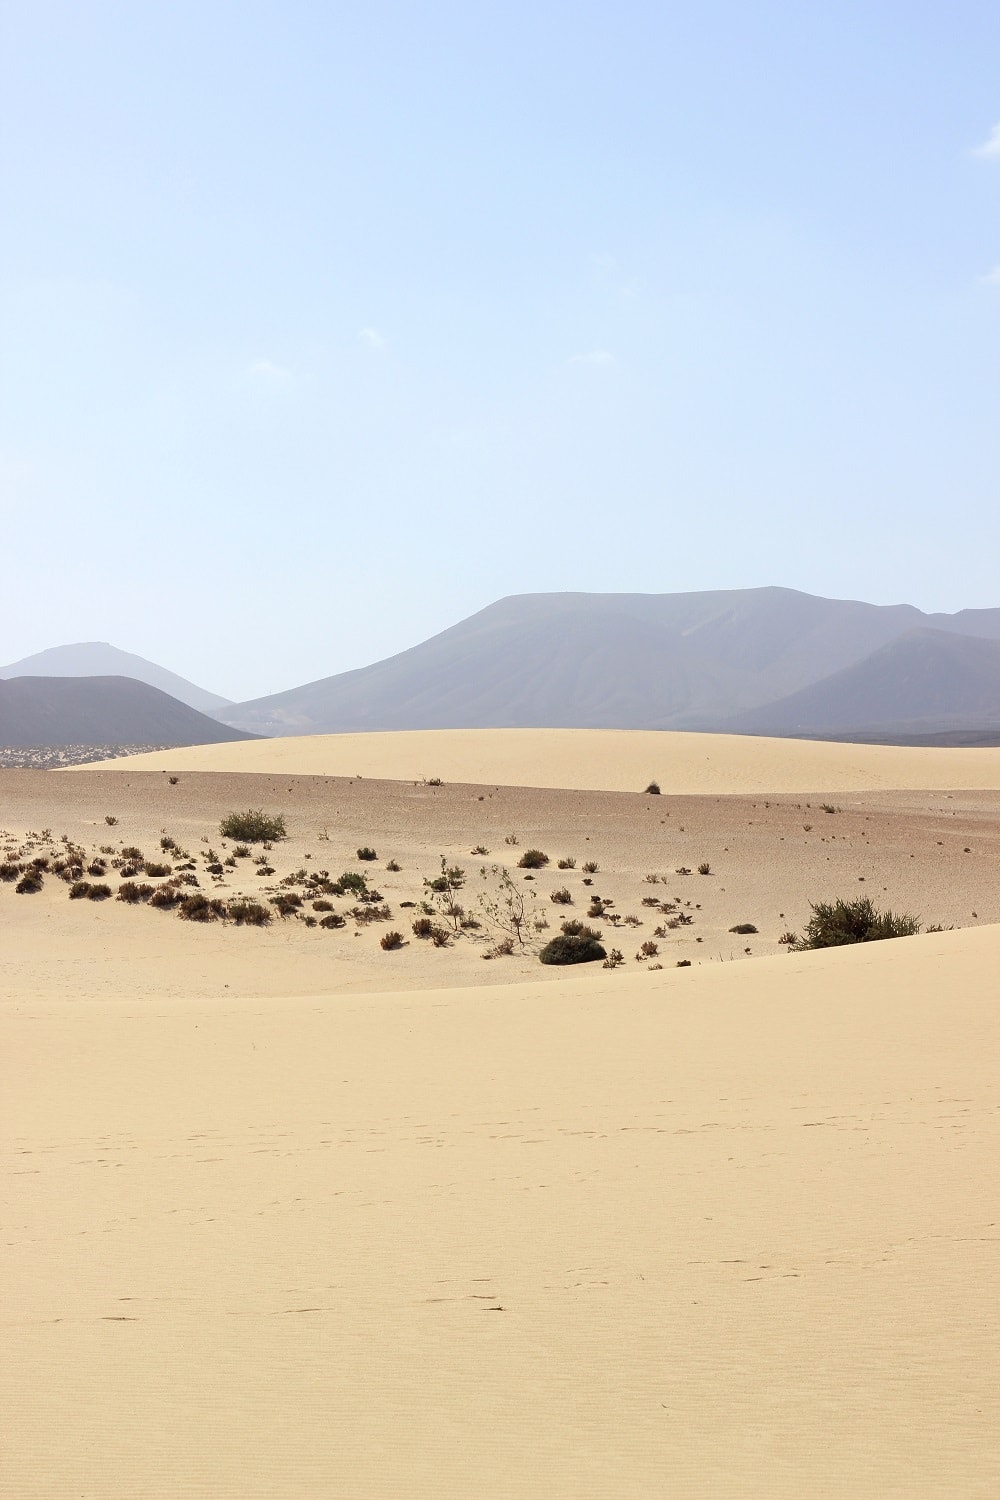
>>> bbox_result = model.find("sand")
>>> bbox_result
[5,729,999,1496]
[81,726,1000,794]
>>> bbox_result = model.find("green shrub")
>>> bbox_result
[333,871,368,895]
[539,933,606,965]
[788,898,921,950]
[518,849,549,869]
[219,810,287,843]
[270,893,302,917]
[560,919,603,941]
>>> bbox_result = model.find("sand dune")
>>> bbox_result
[5,926,999,1498]
[82,726,1000,793]
[8,728,999,1495]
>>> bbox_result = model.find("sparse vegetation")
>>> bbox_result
[518,848,549,869]
[556,857,576,870]
[697,862,711,875]
[582,861,598,874]
[729,923,758,935]
[644,781,661,795]
[118,881,155,904]
[228,898,272,927]
[356,847,378,862]
[550,887,573,905]
[380,930,404,950]
[602,949,624,969]
[219,810,287,843]
[787,898,922,950]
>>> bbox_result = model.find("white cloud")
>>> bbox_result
[569,349,616,367]
[359,327,388,352]
[973,122,1000,158]
[248,357,292,379]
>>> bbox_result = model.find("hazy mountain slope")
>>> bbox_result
[727,628,1000,735]
[215,588,1000,736]
[0,643,229,714]
[0,677,255,748]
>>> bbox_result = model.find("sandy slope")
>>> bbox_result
[5,927,999,1499]
[82,727,1000,793]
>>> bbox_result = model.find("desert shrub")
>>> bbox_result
[517,849,549,869]
[87,883,112,900]
[270,893,302,917]
[232,845,251,858]
[483,936,515,959]
[205,862,224,876]
[637,940,659,958]
[429,925,451,947]
[539,933,606,966]
[313,899,334,912]
[380,930,404,950]
[228,899,272,927]
[149,886,180,909]
[69,880,92,899]
[87,859,107,876]
[168,776,179,785]
[550,887,573,905]
[118,881,155,904]
[641,896,661,908]
[412,916,434,937]
[560,919,603,941]
[471,845,489,856]
[334,871,368,895]
[219,810,287,843]
[319,912,345,929]
[676,959,691,967]
[602,949,624,969]
[698,862,711,875]
[350,903,392,924]
[586,899,607,918]
[144,862,172,878]
[788,898,921,951]
[105,815,118,826]
[160,835,177,851]
[729,923,758,935]
[356,847,378,862]
[556,857,576,870]
[0,862,19,881]
[385,859,402,872]
[121,846,143,861]
[178,893,225,922]
[820,803,838,814]
[644,781,661,795]
[623,914,641,927]
[778,931,796,945]
[255,863,275,877]
[15,870,43,893]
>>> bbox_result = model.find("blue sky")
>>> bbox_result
[2,1,999,700]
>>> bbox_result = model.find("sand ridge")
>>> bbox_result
[81,726,1000,793]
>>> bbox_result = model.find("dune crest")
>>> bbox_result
[82,726,1000,793]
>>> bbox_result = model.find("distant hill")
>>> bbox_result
[213,588,1000,739]
[0,643,229,714]
[726,628,1000,737]
[0,677,255,749]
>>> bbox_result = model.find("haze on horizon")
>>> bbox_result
[2,1,999,701]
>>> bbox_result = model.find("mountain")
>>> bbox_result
[0,643,229,714]
[213,587,1000,738]
[725,628,1000,736]
[0,677,255,749]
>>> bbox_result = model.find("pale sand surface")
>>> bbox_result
[4,929,999,1498]
[6,731,999,1495]
[83,726,1000,793]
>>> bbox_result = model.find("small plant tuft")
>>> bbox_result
[518,848,549,869]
